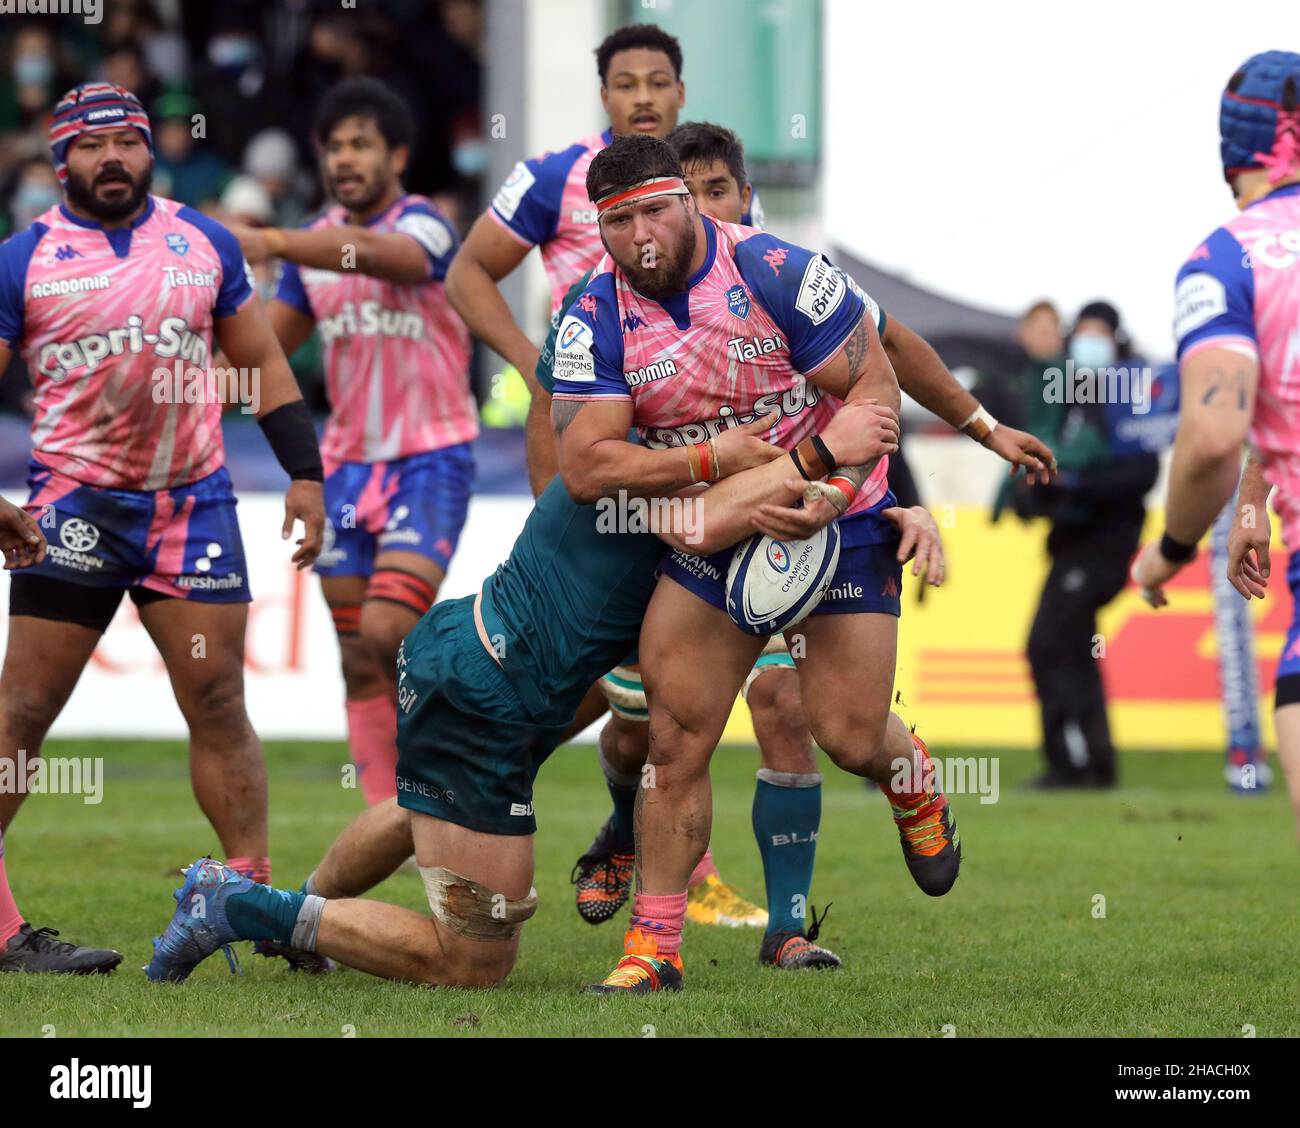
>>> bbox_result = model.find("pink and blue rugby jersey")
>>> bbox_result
[549,216,890,518]
[1174,182,1300,546]
[0,196,254,490]
[490,130,613,311]
[274,194,476,465]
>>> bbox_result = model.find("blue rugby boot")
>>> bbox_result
[144,857,248,983]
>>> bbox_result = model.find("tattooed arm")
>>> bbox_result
[1131,347,1258,606]
[1164,348,1258,545]
[804,311,900,414]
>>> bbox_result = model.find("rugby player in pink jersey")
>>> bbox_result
[447,24,693,492]
[0,83,325,974]
[229,79,476,810]
[1133,52,1300,839]
[449,23,778,925]
[565,123,1057,969]
[546,135,1015,993]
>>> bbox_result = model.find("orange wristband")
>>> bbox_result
[695,441,714,482]
[687,443,703,483]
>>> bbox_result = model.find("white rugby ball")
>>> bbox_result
[725,524,841,636]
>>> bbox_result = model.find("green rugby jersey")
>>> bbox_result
[476,267,660,724]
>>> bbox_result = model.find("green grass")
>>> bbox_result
[1,740,1297,1037]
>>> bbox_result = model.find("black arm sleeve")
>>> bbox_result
[258,400,323,482]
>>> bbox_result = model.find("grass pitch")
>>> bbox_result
[1,739,1297,1037]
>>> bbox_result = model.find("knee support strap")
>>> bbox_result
[742,634,796,701]
[329,602,363,637]
[367,568,437,618]
[599,665,648,722]
[419,865,538,941]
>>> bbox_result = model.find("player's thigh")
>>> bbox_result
[639,576,763,755]
[0,609,104,734]
[136,596,250,725]
[793,611,898,760]
[410,810,535,983]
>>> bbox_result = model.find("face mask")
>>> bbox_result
[452,139,486,177]
[13,182,60,227]
[15,54,54,88]
[209,36,257,70]
[1070,332,1116,369]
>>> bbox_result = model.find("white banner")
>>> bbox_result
[0,493,534,740]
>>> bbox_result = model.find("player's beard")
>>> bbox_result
[330,171,386,215]
[619,221,697,300]
[65,161,153,222]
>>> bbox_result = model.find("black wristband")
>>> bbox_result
[258,400,323,482]
[810,433,836,474]
[1159,530,1197,564]
[789,450,812,481]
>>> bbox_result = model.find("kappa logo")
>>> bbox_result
[623,310,645,333]
[578,294,598,318]
[59,518,100,553]
[763,247,788,275]
[165,232,189,256]
[727,284,751,320]
[54,244,82,262]
[881,576,900,598]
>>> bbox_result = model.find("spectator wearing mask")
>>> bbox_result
[5,158,60,235]
[1011,301,1160,789]
[151,91,231,209]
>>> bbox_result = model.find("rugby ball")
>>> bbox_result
[725,525,841,636]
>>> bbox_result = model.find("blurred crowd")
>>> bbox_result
[0,0,483,414]
[1,0,483,235]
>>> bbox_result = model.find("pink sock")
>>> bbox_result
[687,847,719,890]
[0,829,25,946]
[346,693,398,805]
[629,891,688,957]
[880,734,938,811]
[226,855,271,885]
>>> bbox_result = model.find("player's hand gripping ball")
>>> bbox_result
[725,524,841,636]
